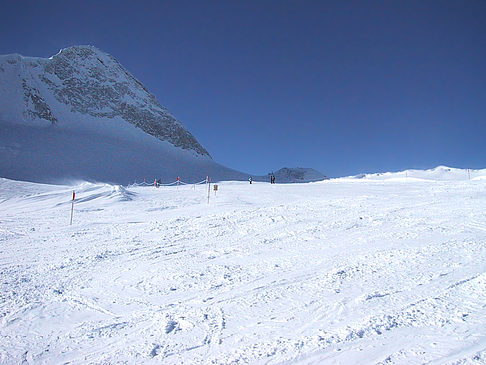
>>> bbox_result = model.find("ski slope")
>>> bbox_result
[1,175,486,364]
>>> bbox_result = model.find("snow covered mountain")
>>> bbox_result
[270,167,325,183]
[1,45,208,155]
[0,45,247,184]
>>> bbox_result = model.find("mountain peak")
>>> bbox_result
[0,46,210,157]
[52,45,112,63]
[0,47,257,184]
[271,167,325,182]
[57,44,101,54]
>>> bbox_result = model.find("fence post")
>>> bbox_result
[207,177,211,204]
[70,191,75,225]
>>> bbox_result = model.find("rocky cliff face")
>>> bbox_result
[0,45,209,156]
[270,167,325,183]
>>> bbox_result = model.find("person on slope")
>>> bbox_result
[249,176,252,184]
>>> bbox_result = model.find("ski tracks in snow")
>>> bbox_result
[0,180,486,363]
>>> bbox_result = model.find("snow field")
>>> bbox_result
[0,178,486,364]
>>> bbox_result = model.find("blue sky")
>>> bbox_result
[1,0,485,177]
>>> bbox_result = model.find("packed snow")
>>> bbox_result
[1,171,486,364]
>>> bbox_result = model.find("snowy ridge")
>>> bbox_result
[1,176,485,363]
[344,166,486,182]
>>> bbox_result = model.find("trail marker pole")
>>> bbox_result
[468,169,471,180]
[70,191,75,225]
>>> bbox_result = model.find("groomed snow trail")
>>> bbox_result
[1,178,485,364]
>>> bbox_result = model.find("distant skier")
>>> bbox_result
[249,176,252,184]
[271,175,276,184]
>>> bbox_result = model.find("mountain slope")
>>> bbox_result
[0,46,247,184]
[270,167,325,183]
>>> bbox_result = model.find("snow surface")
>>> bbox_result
[349,166,486,182]
[1,172,486,364]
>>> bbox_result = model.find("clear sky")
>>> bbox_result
[1,0,485,177]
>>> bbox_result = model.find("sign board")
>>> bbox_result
[213,184,218,191]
